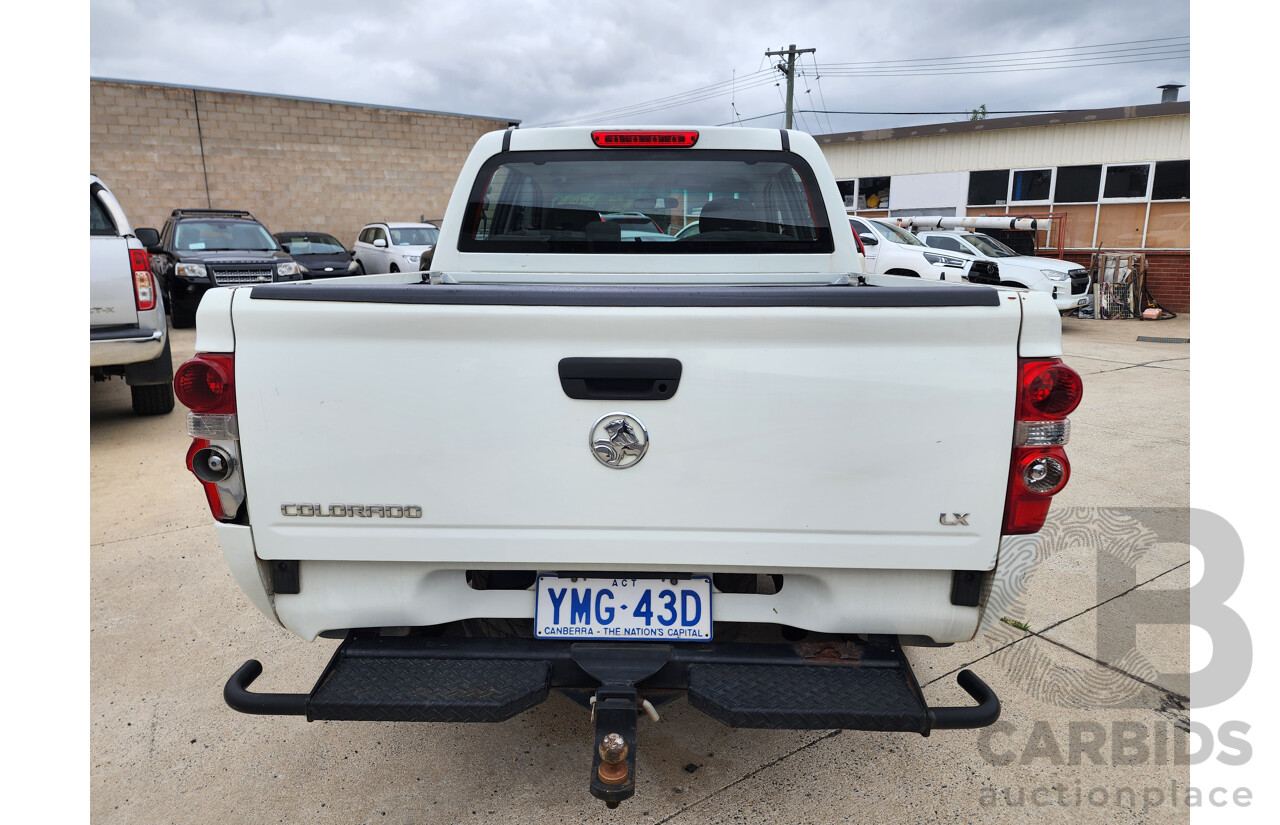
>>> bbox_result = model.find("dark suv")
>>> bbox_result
[139,209,300,328]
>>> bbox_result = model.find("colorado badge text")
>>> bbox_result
[281,504,423,518]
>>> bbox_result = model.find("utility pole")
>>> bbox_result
[765,44,815,129]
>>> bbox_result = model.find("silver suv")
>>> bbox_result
[352,222,439,274]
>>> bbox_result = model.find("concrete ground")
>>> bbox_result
[90,314,1191,824]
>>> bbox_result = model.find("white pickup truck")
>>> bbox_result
[178,127,1081,807]
[916,229,1091,313]
[847,215,1000,285]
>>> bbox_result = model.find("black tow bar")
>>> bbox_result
[224,660,307,716]
[572,644,673,807]
[222,634,1002,808]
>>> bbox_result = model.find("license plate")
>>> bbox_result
[534,575,712,641]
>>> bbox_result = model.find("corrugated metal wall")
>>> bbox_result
[821,115,1190,178]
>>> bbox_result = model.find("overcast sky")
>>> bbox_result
[90,0,1191,134]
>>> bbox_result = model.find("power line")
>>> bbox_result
[810,107,1103,115]
[531,72,782,126]
[532,70,773,126]
[530,69,773,126]
[814,52,1188,79]
[531,37,1189,126]
[715,107,1131,128]
[729,68,742,126]
[803,54,835,134]
[816,48,1188,77]
[717,110,786,126]
[818,36,1188,67]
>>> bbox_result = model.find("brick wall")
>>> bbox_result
[1061,249,1190,314]
[90,80,512,247]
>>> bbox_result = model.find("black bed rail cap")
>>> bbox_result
[249,282,1001,308]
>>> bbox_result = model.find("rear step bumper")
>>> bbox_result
[226,633,997,731]
[226,634,998,806]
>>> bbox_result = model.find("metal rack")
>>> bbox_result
[1086,252,1147,320]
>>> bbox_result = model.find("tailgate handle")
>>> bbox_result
[558,357,682,400]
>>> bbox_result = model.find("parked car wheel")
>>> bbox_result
[131,382,175,416]
[355,261,365,275]
[390,264,399,273]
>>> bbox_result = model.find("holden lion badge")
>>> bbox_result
[590,413,649,469]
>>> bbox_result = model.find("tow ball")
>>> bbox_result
[597,733,629,788]
[589,685,642,807]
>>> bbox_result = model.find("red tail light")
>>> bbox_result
[1017,359,1082,420]
[1003,358,1081,534]
[185,438,226,521]
[179,353,243,522]
[130,249,156,311]
[591,130,699,148]
[175,354,236,414]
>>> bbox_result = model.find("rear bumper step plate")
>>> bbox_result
[689,662,929,731]
[311,656,551,723]
[226,633,998,732]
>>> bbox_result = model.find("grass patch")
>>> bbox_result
[1000,616,1032,632]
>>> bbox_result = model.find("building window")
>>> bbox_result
[968,169,1009,205]
[1152,160,1190,200]
[1054,165,1101,203]
[1103,164,1151,199]
[1011,169,1052,202]
[836,180,857,208]
[858,176,890,209]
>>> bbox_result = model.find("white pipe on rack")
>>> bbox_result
[874,215,1044,232]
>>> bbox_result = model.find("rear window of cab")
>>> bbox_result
[459,149,833,254]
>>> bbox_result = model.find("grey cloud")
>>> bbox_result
[90,0,1189,133]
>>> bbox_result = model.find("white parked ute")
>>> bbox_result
[178,127,1081,807]
[849,215,1000,285]
[917,229,1091,313]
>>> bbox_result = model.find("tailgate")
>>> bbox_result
[232,284,1020,573]
[90,236,138,328]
